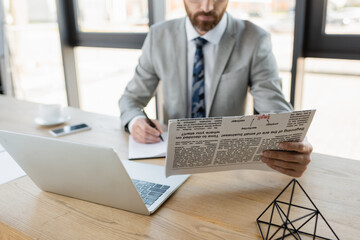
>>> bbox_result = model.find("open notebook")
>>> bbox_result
[128,132,168,160]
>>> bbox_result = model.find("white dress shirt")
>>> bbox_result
[129,13,228,132]
[185,13,227,117]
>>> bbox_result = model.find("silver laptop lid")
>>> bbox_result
[0,130,149,215]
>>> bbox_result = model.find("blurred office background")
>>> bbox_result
[0,0,359,160]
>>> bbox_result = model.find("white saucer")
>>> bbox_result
[34,115,71,126]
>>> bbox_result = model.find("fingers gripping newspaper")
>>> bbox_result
[165,110,315,177]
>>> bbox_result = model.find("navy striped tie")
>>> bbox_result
[191,37,207,118]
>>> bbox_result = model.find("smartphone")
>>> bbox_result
[49,123,91,137]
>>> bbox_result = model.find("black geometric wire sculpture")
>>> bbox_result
[257,179,339,240]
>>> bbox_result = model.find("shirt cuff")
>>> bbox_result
[128,116,146,133]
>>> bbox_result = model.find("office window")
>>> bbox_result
[165,0,186,19]
[76,0,149,33]
[304,0,360,59]
[3,0,67,105]
[325,0,360,35]
[75,47,156,118]
[61,0,156,117]
[302,58,360,160]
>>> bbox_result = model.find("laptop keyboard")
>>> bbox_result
[132,179,170,208]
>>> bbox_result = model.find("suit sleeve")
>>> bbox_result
[119,28,160,131]
[249,34,293,113]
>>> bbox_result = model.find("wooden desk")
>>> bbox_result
[0,96,359,239]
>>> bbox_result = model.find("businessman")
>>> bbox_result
[119,0,313,177]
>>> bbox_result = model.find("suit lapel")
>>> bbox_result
[174,18,188,118]
[206,15,236,117]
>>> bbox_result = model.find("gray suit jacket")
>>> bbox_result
[119,14,292,129]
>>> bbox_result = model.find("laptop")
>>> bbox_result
[0,130,189,215]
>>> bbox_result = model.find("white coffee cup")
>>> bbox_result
[38,104,64,123]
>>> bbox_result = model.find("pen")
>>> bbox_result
[141,109,164,142]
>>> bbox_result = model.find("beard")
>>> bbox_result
[184,4,225,33]
[190,11,220,32]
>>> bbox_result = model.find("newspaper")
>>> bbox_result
[165,110,316,177]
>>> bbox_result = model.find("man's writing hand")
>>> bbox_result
[131,118,163,144]
[261,139,313,177]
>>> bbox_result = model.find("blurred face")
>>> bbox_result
[184,0,228,35]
